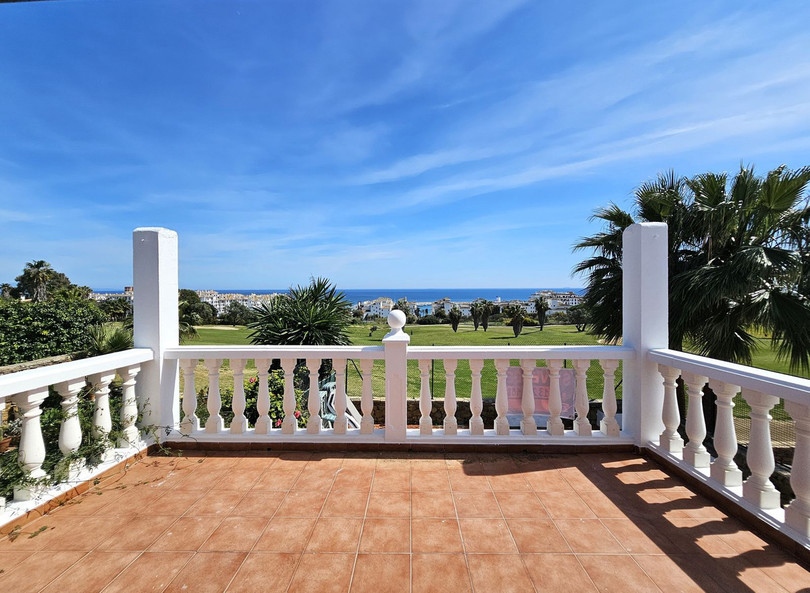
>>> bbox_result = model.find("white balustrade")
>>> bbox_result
[572,359,591,436]
[520,359,537,435]
[547,359,564,436]
[56,378,87,477]
[359,358,374,434]
[118,365,140,447]
[657,364,682,452]
[443,359,458,436]
[0,349,151,503]
[784,400,810,536]
[230,359,247,434]
[494,359,510,435]
[682,371,710,468]
[418,359,432,435]
[469,359,484,436]
[741,389,780,508]
[205,358,224,433]
[333,358,348,435]
[179,359,199,435]
[89,371,116,442]
[255,358,271,434]
[709,380,742,486]
[306,358,321,434]
[281,358,296,434]
[600,359,620,437]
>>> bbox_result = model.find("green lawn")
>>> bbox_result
[185,323,807,406]
[187,323,619,401]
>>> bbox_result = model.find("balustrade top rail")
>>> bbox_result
[164,345,385,360]
[649,348,810,404]
[0,348,154,397]
[407,345,636,360]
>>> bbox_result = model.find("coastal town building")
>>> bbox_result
[195,290,279,314]
[89,286,134,303]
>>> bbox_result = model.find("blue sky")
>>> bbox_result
[1,1,810,290]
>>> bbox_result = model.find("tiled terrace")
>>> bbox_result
[1,450,809,593]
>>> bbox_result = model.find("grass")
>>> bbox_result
[185,323,620,402]
[183,323,807,412]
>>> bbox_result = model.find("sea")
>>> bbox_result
[94,287,584,305]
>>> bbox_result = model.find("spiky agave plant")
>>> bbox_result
[248,277,351,346]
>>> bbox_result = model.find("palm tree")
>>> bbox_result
[575,165,810,371]
[470,300,485,331]
[0,283,14,299]
[533,297,550,330]
[248,277,351,346]
[448,306,462,332]
[480,300,493,332]
[21,260,53,302]
[504,304,525,338]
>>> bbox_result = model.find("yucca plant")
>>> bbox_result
[248,277,351,346]
[86,324,134,356]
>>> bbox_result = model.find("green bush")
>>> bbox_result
[195,369,308,429]
[0,299,105,365]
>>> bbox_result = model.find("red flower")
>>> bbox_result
[274,419,282,427]
[294,410,301,418]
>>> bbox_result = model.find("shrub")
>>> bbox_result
[416,315,441,325]
[194,369,308,429]
[0,299,105,365]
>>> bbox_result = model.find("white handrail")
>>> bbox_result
[648,348,810,404]
[164,345,384,360]
[0,348,154,397]
[407,345,635,360]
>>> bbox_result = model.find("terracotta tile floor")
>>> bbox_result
[1,451,809,592]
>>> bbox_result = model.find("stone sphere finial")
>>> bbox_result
[387,309,406,330]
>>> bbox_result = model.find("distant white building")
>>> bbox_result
[196,290,279,314]
[528,290,583,313]
[89,286,134,304]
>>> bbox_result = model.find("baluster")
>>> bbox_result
[306,358,322,434]
[179,359,199,435]
[494,359,509,435]
[547,360,564,436]
[682,372,710,468]
[55,379,86,477]
[572,359,591,436]
[117,365,141,447]
[89,371,116,440]
[469,359,484,436]
[784,400,810,536]
[657,364,682,452]
[418,359,432,435]
[360,359,374,434]
[600,359,620,437]
[742,389,779,508]
[281,358,296,434]
[710,380,742,486]
[230,359,247,434]
[520,359,537,435]
[334,358,348,434]
[255,358,271,434]
[205,359,224,433]
[444,359,458,436]
[13,388,49,501]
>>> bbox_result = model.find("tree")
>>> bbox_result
[470,300,485,330]
[99,297,133,322]
[575,165,810,371]
[248,277,351,346]
[179,289,201,305]
[16,260,53,302]
[567,304,589,332]
[218,301,256,326]
[480,300,493,332]
[0,283,16,300]
[533,297,550,331]
[448,306,462,332]
[369,324,379,337]
[504,304,525,338]
[54,285,92,301]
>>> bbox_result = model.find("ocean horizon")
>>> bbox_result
[93,287,584,305]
